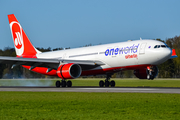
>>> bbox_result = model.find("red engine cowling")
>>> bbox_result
[134,66,158,79]
[57,63,82,79]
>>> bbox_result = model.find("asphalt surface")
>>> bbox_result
[0,86,180,93]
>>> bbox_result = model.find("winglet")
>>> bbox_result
[8,14,41,58]
[170,49,178,59]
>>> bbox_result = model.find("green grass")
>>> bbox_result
[72,78,180,87]
[0,92,180,120]
[1,78,180,87]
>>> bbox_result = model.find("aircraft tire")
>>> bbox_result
[67,80,72,87]
[56,81,61,87]
[62,81,66,87]
[110,80,115,87]
[150,75,154,80]
[105,81,109,87]
[147,74,151,80]
[99,80,104,87]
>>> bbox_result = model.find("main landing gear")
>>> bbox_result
[55,80,72,87]
[99,74,115,87]
[147,74,154,80]
[55,75,116,88]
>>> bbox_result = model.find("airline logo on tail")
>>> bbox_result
[8,14,41,57]
[10,21,24,56]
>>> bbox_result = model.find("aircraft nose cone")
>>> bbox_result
[166,48,172,58]
[158,48,172,61]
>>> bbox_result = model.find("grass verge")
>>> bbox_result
[1,78,180,87]
[71,78,180,87]
[0,92,180,120]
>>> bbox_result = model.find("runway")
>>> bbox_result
[0,87,180,93]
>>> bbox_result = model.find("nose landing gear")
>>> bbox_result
[147,66,155,80]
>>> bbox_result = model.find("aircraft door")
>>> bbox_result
[139,43,147,54]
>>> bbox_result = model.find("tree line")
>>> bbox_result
[0,35,180,79]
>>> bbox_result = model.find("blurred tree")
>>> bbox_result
[166,36,180,77]
[53,47,63,51]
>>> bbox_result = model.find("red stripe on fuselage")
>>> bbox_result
[81,64,150,76]
[23,64,150,78]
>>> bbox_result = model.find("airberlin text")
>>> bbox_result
[105,44,139,59]
[125,54,137,59]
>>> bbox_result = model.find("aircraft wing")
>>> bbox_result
[0,56,105,70]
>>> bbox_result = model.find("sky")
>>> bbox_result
[0,0,180,49]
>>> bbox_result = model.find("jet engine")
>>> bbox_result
[57,63,82,79]
[134,66,158,79]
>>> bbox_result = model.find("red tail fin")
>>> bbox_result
[8,14,41,58]
[172,49,177,56]
[170,49,178,59]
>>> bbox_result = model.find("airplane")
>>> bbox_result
[0,14,177,87]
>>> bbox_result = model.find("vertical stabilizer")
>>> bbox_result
[8,14,41,58]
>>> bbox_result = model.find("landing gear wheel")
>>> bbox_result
[67,81,72,87]
[110,80,115,87]
[147,74,150,80]
[105,81,109,87]
[147,74,154,80]
[62,81,66,87]
[99,80,104,87]
[56,81,61,87]
[150,75,154,80]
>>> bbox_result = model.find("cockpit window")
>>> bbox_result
[154,45,167,48]
[161,45,166,48]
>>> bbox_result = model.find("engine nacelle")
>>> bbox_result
[57,63,82,79]
[134,66,158,79]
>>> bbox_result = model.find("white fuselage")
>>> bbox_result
[36,39,172,72]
